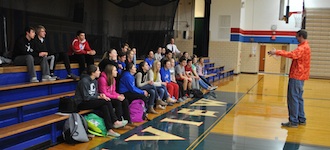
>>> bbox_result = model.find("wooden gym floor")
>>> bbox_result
[49,74,330,150]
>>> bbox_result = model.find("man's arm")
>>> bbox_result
[275,46,304,59]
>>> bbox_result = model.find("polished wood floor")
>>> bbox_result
[49,74,330,150]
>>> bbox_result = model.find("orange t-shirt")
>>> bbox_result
[276,41,311,80]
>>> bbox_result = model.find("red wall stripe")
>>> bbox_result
[231,28,296,36]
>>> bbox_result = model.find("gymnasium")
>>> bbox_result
[0,0,329,149]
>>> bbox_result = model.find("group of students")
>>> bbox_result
[73,45,218,137]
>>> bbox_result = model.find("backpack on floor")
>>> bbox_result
[129,99,147,123]
[62,113,89,144]
[84,113,107,137]
[191,89,204,98]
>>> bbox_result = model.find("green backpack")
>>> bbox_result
[84,113,107,137]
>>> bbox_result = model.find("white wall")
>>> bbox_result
[305,0,330,8]
[210,0,241,41]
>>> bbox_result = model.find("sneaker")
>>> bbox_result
[50,74,60,80]
[299,122,306,125]
[189,94,194,98]
[156,99,168,106]
[113,120,128,129]
[42,75,56,82]
[177,98,185,103]
[182,96,188,100]
[157,105,166,110]
[107,131,120,137]
[30,77,39,83]
[281,122,298,128]
[67,73,79,80]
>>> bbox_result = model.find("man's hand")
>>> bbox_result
[87,50,96,55]
[268,48,276,56]
[39,52,48,57]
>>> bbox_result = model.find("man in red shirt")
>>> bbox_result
[68,30,96,74]
[268,29,311,128]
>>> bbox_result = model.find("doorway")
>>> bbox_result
[259,45,266,72]
[259,44,288,74]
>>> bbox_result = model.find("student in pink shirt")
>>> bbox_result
[98,64,132,125]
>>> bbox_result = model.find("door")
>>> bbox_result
[259,45,266,71]
[193,18,204,57]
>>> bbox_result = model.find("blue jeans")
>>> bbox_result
[287,78,306,124]
[156,85,169,100]
[140,84,157,106]
[199,79,210,90]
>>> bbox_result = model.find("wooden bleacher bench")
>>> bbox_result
[204,73,217,82]
[0,109,92,139]
[0,63,80,74]
[0,91,74,111]
[220,68,235,78]
[0,79,76,91]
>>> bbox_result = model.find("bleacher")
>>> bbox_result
[0,57,234,149]
[0,63,82,150]
[202,57,235,82]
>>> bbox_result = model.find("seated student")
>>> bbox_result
[131,47,137,66]
[12,27,55,82]
[160,59,180,102]
[135,61,167,113]
[154,47,163,61]
[98,49,119,72]
[160,50,173,66]
[118,62,149,108]
[187,58,216,91]
[161,47,166,58]
[145,50,155,67]
[169,58,185,102]
[195,57,218,88]
[175,57,192,99]
[35,25,78,80]
[68,30,96,74]
[74,65,127,137]
[98,64,135,126]
[117,51,126,74]
[149,60,177,105]
[185,59,200,90]
[125,50,135,67]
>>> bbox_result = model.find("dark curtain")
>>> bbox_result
[128,31,168,59]
[108,0,176,8]
[203,0,211,57]
[121,0,178,59]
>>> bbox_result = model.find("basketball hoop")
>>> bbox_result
[292,12,302,28]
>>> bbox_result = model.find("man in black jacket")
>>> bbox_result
[13,27,55,82]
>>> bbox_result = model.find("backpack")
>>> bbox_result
[84,113,107,137]
[191,89,204,98]
[129,99,147,123]
[62,113,89,144]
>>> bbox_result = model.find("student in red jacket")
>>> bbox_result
[98,64,132,125]
[68,30,96,74]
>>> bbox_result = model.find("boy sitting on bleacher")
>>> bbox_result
[12,27,55,83]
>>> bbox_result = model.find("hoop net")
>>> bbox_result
[293,13,302,28]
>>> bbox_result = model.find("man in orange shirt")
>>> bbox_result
[268,30,311,128]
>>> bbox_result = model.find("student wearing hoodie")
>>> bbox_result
[118,63,149,107]
[74,65,127,137]
[98,64,133,126]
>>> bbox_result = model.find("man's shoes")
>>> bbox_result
[50,74,60,80]
[299,122,306,125]
[42,75,56,82]
[281,122,298,128]
[67,73,79,80]
[177,98,184,103]
[30,77,39,83]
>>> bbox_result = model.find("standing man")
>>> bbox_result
[268,30,311,128]
[13,27,55,82]
[166,38,181,59]
[68,30,96,74]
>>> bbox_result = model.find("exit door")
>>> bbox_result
[259,45,266,71]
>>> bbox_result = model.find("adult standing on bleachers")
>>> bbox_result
[12,27,55,83]
[268,30,310,128]
[68,30,95,74]
[166,38,181,59]
[75,65,127,137]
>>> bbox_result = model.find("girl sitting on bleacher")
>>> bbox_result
[195,57,218,89]
[148,60,177,105]
[98,64,134,127]
[74,65,127,137]
[160,59,180,102]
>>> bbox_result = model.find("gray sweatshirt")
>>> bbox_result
[74,75,100,104]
